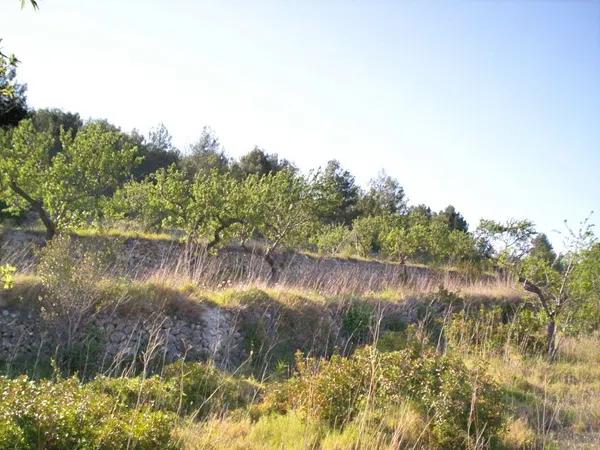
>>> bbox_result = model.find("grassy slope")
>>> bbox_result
[2,229,599,448]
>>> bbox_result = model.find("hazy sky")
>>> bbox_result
[2,0,599,244]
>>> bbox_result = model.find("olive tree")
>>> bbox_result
[0,119,139,239]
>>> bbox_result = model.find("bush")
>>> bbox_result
[91,361,258,417]
[264,346,505,448]
[446,306,546,355]
[89,375,180,412]
[342,301,374,344]
[0,375,178,449]
[163,361,257,415]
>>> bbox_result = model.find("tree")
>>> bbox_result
[31,108,82,156]
[407,204,433,226]
[434,205,468,232]
[518,219,596,358]
[180,127,229,179]
[0,41,28,128]
[132,124,180,180]
[190,170,253,251]
[476,218,536,264]
[568,243,600,333]
[351,215,399,257]
[0,119,139,239]
[358,170,406,217]
[232,146,295,179]
[1,1,36,125]
[249,170,330,281]
[113,166,252,251]
[529,233,557,264]
[316,160,360,226]
[383,223,428,265]
[110,165,189,232]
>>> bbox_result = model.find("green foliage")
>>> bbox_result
[351,215,396,256]
[250,170,335,254]
[112,167,251,248]
[446,306,547,355]
[382,222,428,263]
[435,205,469,233]
[529,233,557,264]
[382,218,479,266]
[162,361,256,415]
[30,108,82,156]
[476,218,536,263]
[311,224,352,256]
[132,124,180,180]
[36,235,110,373]
[316,160,360,226]
[566,243,600,334]
[232,146,295,179]
[0,375,177,449]
[180,126,228,179]
[357,170,406,217]
[266,347,504,448]
[0,119,140,237]
[342,301,374,343]
[91,361,257,417]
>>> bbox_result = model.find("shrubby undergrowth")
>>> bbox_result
[0,375,177,449]
[261,347,504,449]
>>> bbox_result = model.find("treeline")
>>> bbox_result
[2,38,600,358]
[0,108,564,276]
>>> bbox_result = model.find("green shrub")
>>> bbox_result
[350,215,393,257]
[446,306,546,355]
[89,375,180,412]
[91,361,258,418]
[163,361,257,415]
[265,346,505,449]
[0,375,178,449]
[342,301,374,344]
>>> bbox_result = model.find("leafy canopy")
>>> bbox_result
[0,119,139,234]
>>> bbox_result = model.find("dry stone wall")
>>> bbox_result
[0,301,246,372]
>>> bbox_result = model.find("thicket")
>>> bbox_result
[262,347,504,449]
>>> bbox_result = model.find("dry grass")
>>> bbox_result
[1,227,523,300]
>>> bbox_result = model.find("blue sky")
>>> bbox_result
[2,0,599,245]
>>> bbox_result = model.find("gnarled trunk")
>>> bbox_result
[9,181,56,240]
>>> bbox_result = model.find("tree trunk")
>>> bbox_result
[37,204,57,240]
[264,252,278,284]
[547,318,557,360]
[9,181,56,240]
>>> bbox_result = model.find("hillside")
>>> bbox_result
[0,229,598,448]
